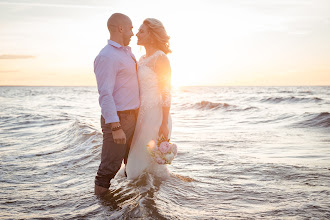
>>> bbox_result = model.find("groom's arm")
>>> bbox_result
[94,55,119,124]
[94,55,126,144]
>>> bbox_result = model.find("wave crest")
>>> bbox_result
[295,112,330,128]
[193,101,230,110]
[261,96,322,103]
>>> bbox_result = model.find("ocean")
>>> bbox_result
[0,86,329,219]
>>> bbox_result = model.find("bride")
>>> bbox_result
[125,18,172,180]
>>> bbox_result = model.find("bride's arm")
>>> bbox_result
[155,54,171,139]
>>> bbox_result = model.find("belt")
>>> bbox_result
[117,109,137,115]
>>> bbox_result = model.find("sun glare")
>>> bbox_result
[0,1,329,86]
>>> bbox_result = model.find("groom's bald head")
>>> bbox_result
[107,13,131,34]
[107,13,134,46]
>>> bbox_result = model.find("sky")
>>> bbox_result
[0,0,329,86]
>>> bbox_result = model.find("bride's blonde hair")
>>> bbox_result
[143,18,171,54]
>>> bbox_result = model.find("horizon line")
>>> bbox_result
[0,85,329,87]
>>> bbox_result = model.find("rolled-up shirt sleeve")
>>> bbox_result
[94,55,119,124]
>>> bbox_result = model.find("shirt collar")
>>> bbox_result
[108,40,122,48]
[108,40,132,51]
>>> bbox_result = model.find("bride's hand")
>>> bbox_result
[158,123,169,139]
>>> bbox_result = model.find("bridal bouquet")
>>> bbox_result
[147,136,177,165]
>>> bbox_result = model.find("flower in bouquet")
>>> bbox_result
[159,141,171,154]
[155,156,166,164]
[147,135,178,164]
[154,150,162,158]
[164,152,175,162]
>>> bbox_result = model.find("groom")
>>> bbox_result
[94,13,140,195]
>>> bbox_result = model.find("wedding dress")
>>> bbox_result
[126,50,172,180]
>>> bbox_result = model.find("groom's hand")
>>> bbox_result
[111,122,126,144]
[112,129,126,144]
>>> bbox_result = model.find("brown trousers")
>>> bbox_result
[95,112,136,188]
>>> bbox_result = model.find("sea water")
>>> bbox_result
[1,86,329,219]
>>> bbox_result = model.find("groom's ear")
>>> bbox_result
[118,25,124,33]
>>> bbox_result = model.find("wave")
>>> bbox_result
[186,101,258,112]
[193,101,230,110]
[17,120,101,159]
[298,91,313,95]
[278,90,294,94]
[261,96,322,103]
[51,120,101,148]
[294,112,330,128]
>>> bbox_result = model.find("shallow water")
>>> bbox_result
[1,86,329,219]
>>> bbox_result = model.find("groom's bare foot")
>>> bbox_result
[94,184,108,196]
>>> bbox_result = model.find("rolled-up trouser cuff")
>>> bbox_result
[95,176,111,189]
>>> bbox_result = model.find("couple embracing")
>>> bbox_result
[93,13,172,195]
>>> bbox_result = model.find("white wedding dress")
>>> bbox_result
[126,50,172,180]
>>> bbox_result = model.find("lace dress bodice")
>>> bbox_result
[137,50,171,118]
